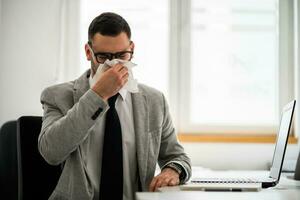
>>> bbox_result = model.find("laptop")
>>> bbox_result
[180,100,296,191]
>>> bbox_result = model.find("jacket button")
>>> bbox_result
[91,107,103,120]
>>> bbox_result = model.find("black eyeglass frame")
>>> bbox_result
[88,41,134,63]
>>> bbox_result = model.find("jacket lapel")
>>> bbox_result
[73,69,91,104]
[131,91,149,190]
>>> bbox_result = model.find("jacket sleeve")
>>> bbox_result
[38,88,109,165]
[157,94,192,183]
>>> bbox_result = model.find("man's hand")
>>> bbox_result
[149,168,180,192]
[92,63,129,101]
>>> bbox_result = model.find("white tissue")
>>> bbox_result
[90,59,139,93]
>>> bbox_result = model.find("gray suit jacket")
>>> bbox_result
[38,70,191,200]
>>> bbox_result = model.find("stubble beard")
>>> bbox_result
[91,60,98,77]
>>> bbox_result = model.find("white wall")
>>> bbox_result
[0,0,80,126]
[182,142,299,170]
[0,0,60,125]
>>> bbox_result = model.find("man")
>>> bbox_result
[39,12,191,200]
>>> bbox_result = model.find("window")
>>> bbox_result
[80,0,295,135]
[182,0,280,134]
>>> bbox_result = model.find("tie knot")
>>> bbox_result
[108,93,119,107]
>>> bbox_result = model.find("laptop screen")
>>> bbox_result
[269,100,295,181]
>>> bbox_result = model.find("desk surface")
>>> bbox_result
[136,168,300,200]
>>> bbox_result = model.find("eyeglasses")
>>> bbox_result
[88,41,134,64]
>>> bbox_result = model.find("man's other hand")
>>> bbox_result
[149,168,180,192]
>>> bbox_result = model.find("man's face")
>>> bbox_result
[85,32,134,75]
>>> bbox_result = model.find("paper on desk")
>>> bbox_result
[90,59,139,93]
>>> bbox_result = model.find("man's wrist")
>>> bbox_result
[91,87,108,101]
[164,163,185,182]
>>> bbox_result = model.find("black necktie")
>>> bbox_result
[100,94,123,200]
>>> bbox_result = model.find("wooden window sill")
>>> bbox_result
[177,133,298,144]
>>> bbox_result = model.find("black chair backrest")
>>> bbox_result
[0,120,18,200]
[17,116,61,200]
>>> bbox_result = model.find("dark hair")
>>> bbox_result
[88,12,131,42]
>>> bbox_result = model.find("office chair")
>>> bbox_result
[17,116,61,200]
[0,120,18,199]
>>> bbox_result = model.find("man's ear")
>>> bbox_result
[85,43,92,61]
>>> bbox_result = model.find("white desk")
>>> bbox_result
[136,168,300,200]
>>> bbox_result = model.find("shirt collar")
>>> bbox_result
[118,88,128,101]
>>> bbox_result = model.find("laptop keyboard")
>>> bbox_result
[191,178,261,184]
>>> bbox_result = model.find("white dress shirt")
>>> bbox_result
[87,76,139,200]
